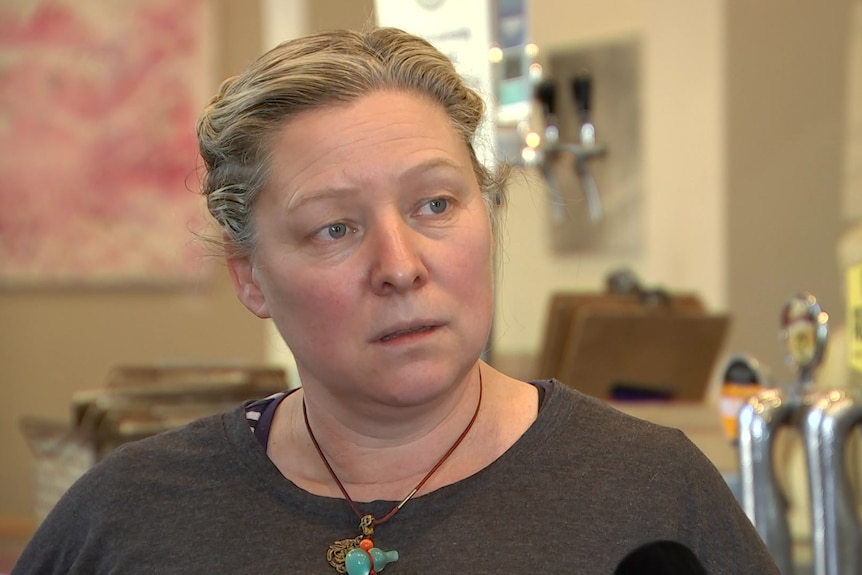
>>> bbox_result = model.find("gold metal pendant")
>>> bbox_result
[327,535,362,573]
[327,515,376,573]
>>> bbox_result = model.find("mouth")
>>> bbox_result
[378,324,437,343]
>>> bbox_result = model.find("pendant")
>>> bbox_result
[327,535,363,573]
[343,543,399,575]
[327,515,399,575]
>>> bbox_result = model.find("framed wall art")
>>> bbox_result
[0,0,213,286]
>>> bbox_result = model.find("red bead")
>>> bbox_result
[359,537,374,551]
[370,571,377,575]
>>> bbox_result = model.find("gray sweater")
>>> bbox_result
[13,380,778,574]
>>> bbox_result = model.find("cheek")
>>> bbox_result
[446,233,494,298]
[267,268,359,338]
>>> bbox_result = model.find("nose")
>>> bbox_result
[368,217,428,295]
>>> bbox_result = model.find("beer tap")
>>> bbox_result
[533,78,565,222]
[570,75,604,221]
[803,387,862,575]
[532,75,607,223]
[737,293,830,574]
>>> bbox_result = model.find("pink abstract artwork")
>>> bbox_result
[0,0,211,285]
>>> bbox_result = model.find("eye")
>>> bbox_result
[421,197,449,215]
[327,223,349,239]
[312,222,351,242]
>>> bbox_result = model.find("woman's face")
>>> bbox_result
[227,90,494,407]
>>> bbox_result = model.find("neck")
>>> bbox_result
[279,364,485,500]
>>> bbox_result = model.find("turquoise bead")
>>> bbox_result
[369,547,399,569]
[344,547,399,575]
[344,548,370,575]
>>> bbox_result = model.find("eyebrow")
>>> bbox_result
[285,157,466,214]
[285,187,354,215]
[398,157,465,182]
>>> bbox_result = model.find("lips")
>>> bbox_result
[379,325,434,342]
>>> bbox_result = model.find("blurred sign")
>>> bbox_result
[375,0,496,167]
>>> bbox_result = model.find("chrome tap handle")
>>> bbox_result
[804,390,862,575]
[738,389,798,574]
[571,75,595,146]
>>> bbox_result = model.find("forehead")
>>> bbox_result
[263,91,474,202]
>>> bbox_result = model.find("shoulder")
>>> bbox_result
[34,408,247,523]
[121,407,236,455]
[539,379,696,450]
[13,406,256,572]
[531,380,719,486]
[59,407,243,510]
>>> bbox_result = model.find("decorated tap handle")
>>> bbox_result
[780,292,829,388]
[719,354,766,444]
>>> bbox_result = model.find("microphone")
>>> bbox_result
[614,540,708,575]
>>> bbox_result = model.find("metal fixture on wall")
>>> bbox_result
[533,74,607,223]
[493,36,642,254]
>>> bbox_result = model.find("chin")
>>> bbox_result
[373,363,476,407]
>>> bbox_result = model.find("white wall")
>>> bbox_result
[725,0,849,383]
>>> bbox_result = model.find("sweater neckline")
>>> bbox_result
[220,379,572,516]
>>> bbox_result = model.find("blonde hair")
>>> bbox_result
[196,27,507,256]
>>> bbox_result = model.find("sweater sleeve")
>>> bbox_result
[669,429,780,574]
[12,460,111,574]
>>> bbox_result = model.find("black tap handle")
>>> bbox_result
[572,75,592,119]
[534,78,557,118]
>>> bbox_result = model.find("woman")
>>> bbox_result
[13,27,778,574]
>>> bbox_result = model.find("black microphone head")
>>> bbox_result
[614,540,708,575]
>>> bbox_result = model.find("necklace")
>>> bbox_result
[303,369,483,574]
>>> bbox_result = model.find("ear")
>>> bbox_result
[224,233,271,319]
